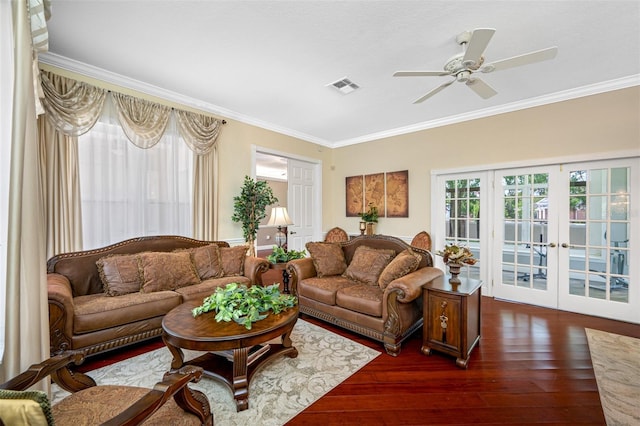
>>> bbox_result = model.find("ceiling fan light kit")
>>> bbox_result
[393,28,558,103]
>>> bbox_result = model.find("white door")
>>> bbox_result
[493,166,560,308]
[493,159,639,323]
[557,159,639,323]
[287,158,317,252]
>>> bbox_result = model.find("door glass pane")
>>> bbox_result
[444,177,481,281]
[567,167,629,303]
[589,196,607,220]
[501,172,549,291]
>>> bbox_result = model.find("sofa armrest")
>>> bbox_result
[384,267,444,303]
[286,258,316,296]
[48,273,75,355]
[244,256,270,285]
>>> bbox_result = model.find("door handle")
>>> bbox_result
[561,243,569,248]
[289,231,297,235]
[548,242,557,248]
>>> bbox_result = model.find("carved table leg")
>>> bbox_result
[282,325,298,358]
[163,336,185,370]
[232,347,250,411]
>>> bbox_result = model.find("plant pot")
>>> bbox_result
[365,222,375,235]
[448,263,462,285]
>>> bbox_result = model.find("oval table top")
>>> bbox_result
[162,301,299,352]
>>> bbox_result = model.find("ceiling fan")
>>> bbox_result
[393,28,558,103]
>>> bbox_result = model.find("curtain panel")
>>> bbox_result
[1,0,50,388]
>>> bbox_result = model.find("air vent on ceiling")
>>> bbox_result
[327,77,360,94]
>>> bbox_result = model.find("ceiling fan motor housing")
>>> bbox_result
[444,53,484,74]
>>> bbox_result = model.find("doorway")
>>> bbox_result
[254,149,321,253]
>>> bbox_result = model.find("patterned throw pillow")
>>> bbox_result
[220,245,249,277]
[306,242,347,277]
[0,389,53,426]
[343,245,396,286]
[139,251,200,293]
[96,254,142,296]
[378,248,422,290]
[189,244,224,280]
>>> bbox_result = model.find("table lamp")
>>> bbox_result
[267,206,294,248]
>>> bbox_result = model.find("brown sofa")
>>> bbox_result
[47,235,269,359]
[287,234,443,356]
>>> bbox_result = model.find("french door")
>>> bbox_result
[493,159,638,323]
[434,173,490,287]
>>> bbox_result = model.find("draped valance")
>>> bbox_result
[39,71,223,152]
[176,110,222,155]
[40,72,107,136]
[112,92,170,148]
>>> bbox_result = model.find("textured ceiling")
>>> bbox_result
[42,1,640,147]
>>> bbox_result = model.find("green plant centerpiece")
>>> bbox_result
[192,282,297,329]
[232,176,278,257]
[359,202,379,223]
[266,246,306,264]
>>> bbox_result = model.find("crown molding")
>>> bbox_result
[38,53,638,149]
[37,52,333,147]
[333,74,640,148]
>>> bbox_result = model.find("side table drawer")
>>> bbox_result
[425,292,461,352]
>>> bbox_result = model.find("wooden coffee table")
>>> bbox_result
[162,301,299,411]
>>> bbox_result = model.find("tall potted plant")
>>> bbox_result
[232,176,278,257]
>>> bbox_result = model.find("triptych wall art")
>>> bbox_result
[345,170,409,218]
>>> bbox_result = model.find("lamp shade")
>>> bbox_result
[267,206,294,227]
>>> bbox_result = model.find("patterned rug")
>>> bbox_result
[585,328,640,426]
[52,319,380,425]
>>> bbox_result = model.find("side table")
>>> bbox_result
[421,275,482,369]
[269,262,291,294]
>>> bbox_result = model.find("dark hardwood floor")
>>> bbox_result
[80,268,640,425]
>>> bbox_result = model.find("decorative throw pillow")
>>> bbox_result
[343,245,396,286]
[96,254,142,296]
[139,251,200,293]
[0,389,54,426]
[378,248,422,290]
[306,242,347,277]
[220,245,249,276]
[188,244,224,280]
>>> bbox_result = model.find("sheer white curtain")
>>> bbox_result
[78,96,193,249]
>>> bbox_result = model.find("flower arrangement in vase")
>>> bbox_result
[435,244,477,284]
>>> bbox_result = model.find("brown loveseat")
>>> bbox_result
[287,234,443,356]
[48,235,269,360]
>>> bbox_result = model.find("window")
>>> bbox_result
[78,117,193,249]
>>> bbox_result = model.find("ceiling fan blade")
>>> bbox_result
[462,28,496,67]
[481,46,558,73]
[393,70,451,77]
[466,77,497,99]
[413,79,455,104]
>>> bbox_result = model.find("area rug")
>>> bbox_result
[585,328,640,426]
[51,319,380,425]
